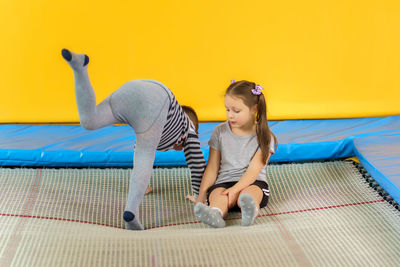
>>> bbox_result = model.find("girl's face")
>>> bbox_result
[224,95,257,130]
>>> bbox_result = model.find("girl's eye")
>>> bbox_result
[233,110,240,113]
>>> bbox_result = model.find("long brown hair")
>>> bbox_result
[226,80,277,164]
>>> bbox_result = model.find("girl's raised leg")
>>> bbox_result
[61,49,119,129]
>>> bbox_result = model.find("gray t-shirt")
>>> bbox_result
[209,121,275,184]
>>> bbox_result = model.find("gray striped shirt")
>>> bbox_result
[154,87,205,196]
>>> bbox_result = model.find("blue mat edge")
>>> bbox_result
[353,135,400,204]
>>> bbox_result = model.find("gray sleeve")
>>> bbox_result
[208,126,221,151]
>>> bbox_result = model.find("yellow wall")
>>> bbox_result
[1,0,400,123]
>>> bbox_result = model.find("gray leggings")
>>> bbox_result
[72,64,170,215]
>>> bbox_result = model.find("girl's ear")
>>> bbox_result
[251,104,258,114]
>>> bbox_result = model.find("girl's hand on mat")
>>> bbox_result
[186,194,206,204]
[186,194,197,203]
[196,193,207,204]
[221,187,240,207]
[145,187,153,195]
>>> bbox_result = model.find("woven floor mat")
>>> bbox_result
[0,161,399,266]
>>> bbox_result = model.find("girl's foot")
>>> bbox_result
[194,203,225,228]
[123,211,145,230]
[240,194,258,226]
[61,49,89,69]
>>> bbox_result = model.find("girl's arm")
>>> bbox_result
[183,132,206,197]
[195,148,221,203]
[223,150,271,196]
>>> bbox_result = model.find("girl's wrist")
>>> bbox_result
[229,185,241,193]
[199,189,208,195]
[232,181,249,193]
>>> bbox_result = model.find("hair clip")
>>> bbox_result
[231,79,236,84]
[251,84,263,95]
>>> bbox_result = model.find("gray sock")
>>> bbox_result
[240,194,258,226]
[123,211,145,230]
[61,48,89,69]
[194,203,225,228]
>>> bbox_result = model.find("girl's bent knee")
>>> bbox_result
[80,120,96,130]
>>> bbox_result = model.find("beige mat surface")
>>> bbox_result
[0,161,399,266]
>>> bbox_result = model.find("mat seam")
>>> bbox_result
[0,199,385,230]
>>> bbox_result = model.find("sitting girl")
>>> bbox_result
[193,80,277,227]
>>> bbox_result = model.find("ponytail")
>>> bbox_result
[227,80,278,164]
[256,94,272,164]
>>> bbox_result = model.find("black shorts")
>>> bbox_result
[207,180,269,211]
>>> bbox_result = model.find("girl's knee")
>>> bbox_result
[80,119,96,130]
[237,186,263,206]
[209,187,225,199]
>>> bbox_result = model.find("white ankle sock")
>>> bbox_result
[211,207,223,217]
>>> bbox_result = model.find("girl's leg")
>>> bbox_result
[110,81,170,227]
[238,185,263,226]
[61,49,120,129]
[123,100,169,230]
[123,133,159,230]
[208,187,230,217]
